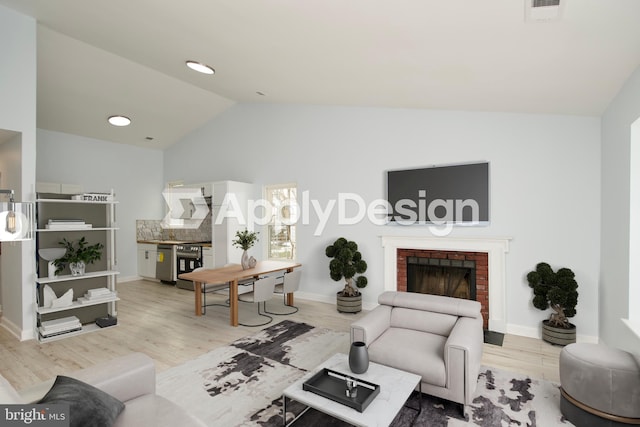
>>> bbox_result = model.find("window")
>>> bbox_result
[264,183,297,260]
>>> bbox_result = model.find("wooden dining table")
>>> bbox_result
[178,260,302,326]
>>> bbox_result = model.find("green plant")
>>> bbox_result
[232,228,259,251]
[325,237,368,297]
[527,262,578,328]
[53,237,104,274]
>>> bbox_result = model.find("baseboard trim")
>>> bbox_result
[0,317,35,341]
[118,275,148,283]
[294,292,377,311]
[294,292,599,339]
[294,293,600,339]
[507,323,598,343]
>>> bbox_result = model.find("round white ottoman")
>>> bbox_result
[560,343,640,426]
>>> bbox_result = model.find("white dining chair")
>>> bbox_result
[237,276,277,326]
[266,269,301,315]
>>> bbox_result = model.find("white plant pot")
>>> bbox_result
[69,261,86,276]
[241,250,250,270]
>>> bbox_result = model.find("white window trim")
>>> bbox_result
[625,117,640,336]
[263,183,297,261]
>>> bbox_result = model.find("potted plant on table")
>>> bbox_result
[325,237,368,313]
[232,228,259,270]
[53,237,104,276]
[527,262,579,345]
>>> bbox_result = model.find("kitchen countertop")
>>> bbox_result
[137,240,212,247]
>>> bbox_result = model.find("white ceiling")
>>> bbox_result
[1,0,640,149]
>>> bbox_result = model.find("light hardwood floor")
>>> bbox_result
[0,279,561,392]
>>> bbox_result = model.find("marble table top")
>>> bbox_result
[282,353,421,427]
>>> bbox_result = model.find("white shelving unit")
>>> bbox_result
[36,296,121,315]
[35,193,119,343]
[38,227,116,232]
[37,270,119,284]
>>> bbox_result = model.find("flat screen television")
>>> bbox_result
[386,162,489,225]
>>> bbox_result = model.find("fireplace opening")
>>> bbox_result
[406,256,476,301]
[397,248,489,330]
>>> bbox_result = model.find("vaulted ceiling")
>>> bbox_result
[1,0,640,149]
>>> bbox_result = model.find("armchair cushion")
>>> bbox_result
[69,352,156,403]
[378,291,480,318]
[351,304,391,344]
[369,327,447,387]
[390,307,457,336]
[38,375,125,427]
[112,394,201,427]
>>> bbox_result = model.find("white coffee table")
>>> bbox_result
[282,353,421,427]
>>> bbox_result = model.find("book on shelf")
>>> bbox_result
[45,219,92,229]
[86,287,111,297]
[78,288,117,304]
[41,316,81,329]
[40,316,82,336]
[39,326,82,338]
[71,193,114,202]
[45,224,93,230]
[39,323,81,334]
[78,295,116,304]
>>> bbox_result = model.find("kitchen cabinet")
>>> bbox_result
[202,246,214,268]
[35,192,119,342]
[163,182,211,225]
[137,243,157,279]
[188,182,212,198]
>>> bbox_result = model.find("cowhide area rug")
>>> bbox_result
[157,320,572,426]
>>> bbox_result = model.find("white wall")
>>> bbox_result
[600,63,640,354]
[0,4,36,340]
[36,129,165,279]
[165,104,601,339]
[0,134,25,324]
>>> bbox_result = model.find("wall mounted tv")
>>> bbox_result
[386,162,489,225]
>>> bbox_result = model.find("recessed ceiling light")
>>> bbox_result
[108,115,131,127]
[186,60,215,75]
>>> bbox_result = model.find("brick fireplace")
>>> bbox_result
[381,236,510,333]
[397,248,489,329]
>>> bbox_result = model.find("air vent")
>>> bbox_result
[525,0,565,22]
[533,0,560,7]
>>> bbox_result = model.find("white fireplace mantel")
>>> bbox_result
[381,235,511,333]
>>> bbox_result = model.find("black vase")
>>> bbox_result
[349,341,369,374]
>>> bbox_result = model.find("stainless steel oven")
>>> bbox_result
[175,244,203,290]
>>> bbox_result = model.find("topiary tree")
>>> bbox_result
[325,237,368,297]
[527,262,578,328]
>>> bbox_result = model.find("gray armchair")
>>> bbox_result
[350,291,483,410]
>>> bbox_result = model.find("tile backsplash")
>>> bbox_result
[136,213,212,242]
